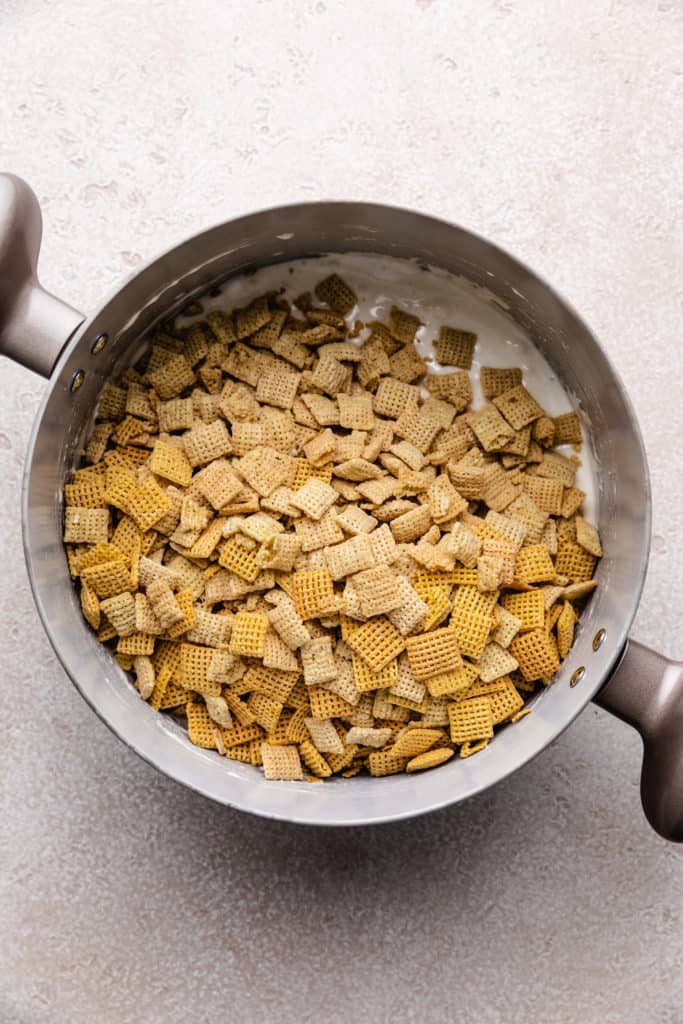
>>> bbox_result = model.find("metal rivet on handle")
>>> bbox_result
[592,628,606,651]
[570,666,585,687]
[70,370,85,393]
[91,332,108,354]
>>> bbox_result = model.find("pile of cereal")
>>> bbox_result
[63,273,601,780]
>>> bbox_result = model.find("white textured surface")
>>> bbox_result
[1,2,682,1022]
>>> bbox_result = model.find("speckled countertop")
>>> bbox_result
[1,2,682,1022]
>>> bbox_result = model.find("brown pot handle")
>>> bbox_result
[595,639,683,842]
[0,173,84,377]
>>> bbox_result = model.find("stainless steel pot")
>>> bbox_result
[1,173,681,839]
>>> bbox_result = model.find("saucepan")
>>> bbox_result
[1,173,681,839]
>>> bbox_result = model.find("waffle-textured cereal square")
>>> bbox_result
[510,628,560,682]
[346,617,406,672]
[373,377,419,419]
[289,567,335,620]
[387,576,429,636]
[186,701,218,749]
[368,750,409,776]
[391,727,442,758]
[449,586,497,659]
[301,636,337,686]
[389,306,421,344]
[314,273,357,315]
[352,564,402,618]
[100,592,136,637]
[405,627,462,680]
[478,642,519,683]
[63,507,110,545]
[434,326,477,369]
[480,366,523,400]
[256,362,301,409]
[493,385,544,429]
[448,696,494,744]
[290,477,339,520]
[229,612,268,658]
[325,534,375,581]
[261,742,303,780]
[575,516,603,558]
[553,412,583,446]
[179,643,221,695]
[394,406,442,454]
[515,544,556,584]
[469,405,515,452]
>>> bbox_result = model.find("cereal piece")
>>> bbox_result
[304,717,345,754]
[157,397,194,433]
[97,382,127,421]
[405,627,462,680]
[510,628,560,682]
[256,362,301,409]
[352,654,398,693]
[394,406,442,455]
[352,564,402,618]
[389,727,441,758]
[229,612,268,658]
[561,487,586,519]
[335,506,376,537]
[298,740,333,777]
[192,459,242,510]
[506,493,548,545]
[406,747,454,772]
[308,686,357,721]
[178,643,221,696]
[556,601,576,660]
[186,608,232,649]
[288,478,338,521]
[368,750,409,777]
[553,412,583,446]
[148,440,191,488]
[334,457,383,482]
[180,420,230,468]
[146,578,184,630]
[325,534,375,581]
[448,696,494,744]
[434,326,477,369]
[186,702,218,749]
[268,594,311,650]
[515,544,556,584]
[478,642,519,683]
[314,273,357,314]
[389,306,421,344]
[491,605,522,648]
[81,558,133,598]
[289,567,335,619]
[217,537,260,582]
[300,636,337,686]
[147,354,196,401]
[390,505,432,544]
[575,516,603,558]
[261,742,303,781]
[247,692,283,733]
[345,726,392,748]
[493,385,544,429]
[337,393,375,431]
[356,476,399,506]
[133,654,156,700]
[426,659,479,698]
[63,507,109,545]
[536,451,579,487]
[100,592,136,637]
[263,632,299,672]
[556,534,597,582]
[373,377,419,419]
[390,343,427,383]
[480,366,523,400]
[487,680,525,724]
[522,476,564,516]
[427,475,467,525]
[469,405,515,452]
[79,580,101,631]
[235,446,291,497]
[346,617,405,672]
[449,586,497,659]
[387,576,429,636]
[501,589,545,632]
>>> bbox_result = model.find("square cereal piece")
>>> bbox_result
[148,354,196,400]
[501,589,546,632]
[575,516,603,558]
[255,362,301,409]
[218,537,261,581]
[555,536,597,582]
[345,726,392,748]
[491,605,522,648]
[146,578,184,630]
[63,507,109,545]
[390,505,432,544]
[352,564,402,618]
[553,412,583,446]
[368,523,398,565]
[421,397,457,431]
[97,382,127,421]
[522,476,564,516]
[480,366,523,400]
[206,309,236,346]
[150,440,192,488]
[301,393,339,427]
[335,505,377,536]
[268,594,311,650]
[390,440,425,472]
[536,451,579,487]
[262,534,302,572]
[338,393,375,431]
[229,612,269,658]
[235,295,272,339]
[289,567,335,620]
[493,385,544,429]
[357,476,400,506]
[346,617,406,672]
[448,696,494,744]
[295,509,345,552]
[515,544,556,584]
[561,487,586,519]
[178,643,221,696]
[308,686,357,721]
[556,601,576,660]
[405,627,462,680]
[373,378,420,419]
[304,716,345,754]
[478,642,519,683]
[194,459,243,510]
[389,305,422,344]
[100,592,136,637]
[261,742,303,781]
[387,576,429,636]
[290,477,339,520]
[334,458,382,482]
[510,628,560,683]
[389,344,427,383]
[247,692,283,733]
[487,678,525,724]
[325,534,375,581]
[368,750,409,776]
[506,493,548,545]
[303,429,336,467]
[237,446,293,497]
[391,727,442,758]
[469,405,515,452]
[427,475,467,525]
[314,273,357,315]
[449,586,498,659]
[186,607,232,649]
[183,420,232,468]
[394,406,442,454]
[352,653,398,693]
[434,326,477,369]
[309,354,347,396]
[186,702,218,750]
[157,397,194,433]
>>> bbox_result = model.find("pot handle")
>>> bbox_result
[0,173,84,378]
[595,639,683,842]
